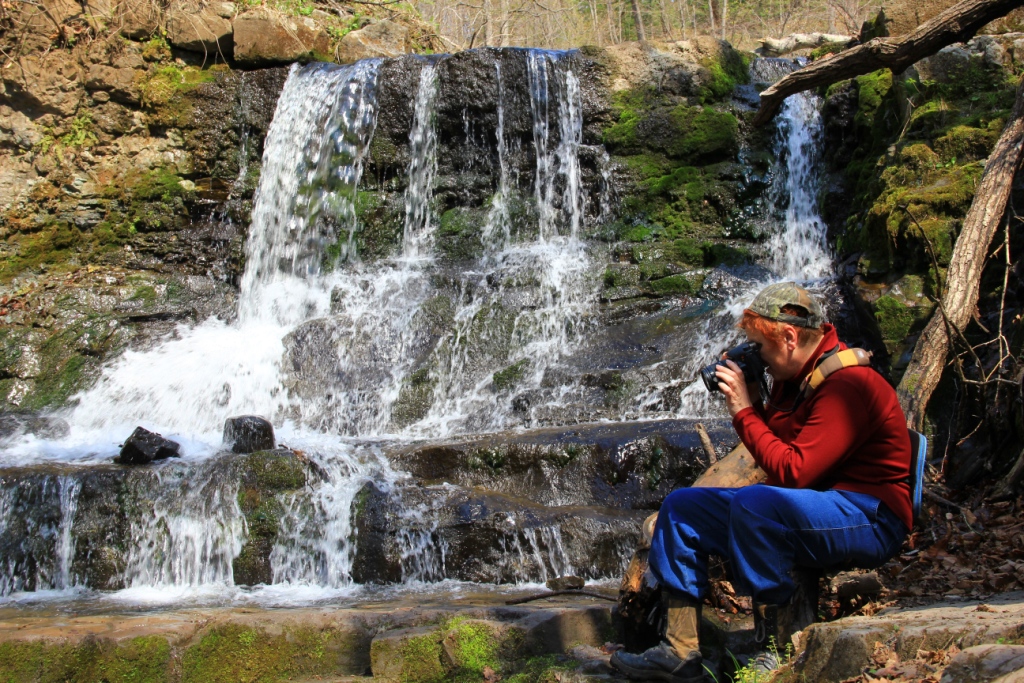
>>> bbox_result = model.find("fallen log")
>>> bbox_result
[757,32,852,58]
[896,74,1024,429]
[752,0,1024,126]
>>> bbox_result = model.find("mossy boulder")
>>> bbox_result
[0,635,172,683]
[370,618,526,683]
[232,450,308,586]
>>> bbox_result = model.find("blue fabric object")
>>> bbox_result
[649,485,909,605]
[908,430,928,524]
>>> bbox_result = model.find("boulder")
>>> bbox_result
[84,64,140,105]
[117,427,181,464]
[336,20,410,63]
[117,0,162,39]
[941,645,1024,683]
[233,9,330,66]
[222,415,276,453]
[166,6,234,59]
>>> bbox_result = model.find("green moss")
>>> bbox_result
[0,636,171,683]
[647,273,702,296]
[874,295,914,342]
[809,40,849,61]
[181,625,291,683]
[243,451,306,492]
[602,88,653,152]
[933,124,1000,163]
[436,206,485,261]
[855,70,893,129]
[671,237,704,265]
[665,106,738,161]
[391,367,436,429]
[697,48,750,102]
[351,191,403,262]
[125,168,195,207]
[493,359,529,390]
[604,265,641,288]
[141,35,172,62]
[130,285,158,304]
[370,630,447,683]
[467,447,506,472]
[504,655,574,683]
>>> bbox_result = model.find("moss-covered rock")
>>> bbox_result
[493,359,529,391]
[436,206,486,262]
[232,450,307,586]
[0,635,172,683]
[370,618,526,683]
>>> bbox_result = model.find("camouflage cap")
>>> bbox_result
[747,282,824,328]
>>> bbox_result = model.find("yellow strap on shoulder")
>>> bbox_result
[803,348,873,393]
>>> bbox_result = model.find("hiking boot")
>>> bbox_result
[751,602,795,673]
[610,643,705,683]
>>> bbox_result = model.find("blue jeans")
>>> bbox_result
[648,486,908,605]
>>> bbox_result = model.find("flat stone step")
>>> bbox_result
[0,592,621,682]
[794,591,1024,682]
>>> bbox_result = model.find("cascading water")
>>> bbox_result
[403,62,440,259]
[643,57,834,419]
[0,51,838,604]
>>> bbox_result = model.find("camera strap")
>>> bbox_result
[767,345,873,413]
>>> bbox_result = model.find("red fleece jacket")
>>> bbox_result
[732,324,913,530]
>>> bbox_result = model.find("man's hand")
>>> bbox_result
[715,360,753,417]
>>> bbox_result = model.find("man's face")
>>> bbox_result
[742,326,801,382]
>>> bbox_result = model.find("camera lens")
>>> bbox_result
[699,363,721,392]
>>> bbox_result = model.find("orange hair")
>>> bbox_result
[738,307,824,347]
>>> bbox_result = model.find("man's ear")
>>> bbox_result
[783,324,800,351]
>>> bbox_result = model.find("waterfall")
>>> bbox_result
[527,51,583,240]
[0,473,82,595]
[658,57,834,418]
[0,50,838,601]
[403,62,440,259]
[768,86,831,278]
[122,464,244,591]
[482,59,512,250]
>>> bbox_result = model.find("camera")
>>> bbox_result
[699,342,766,392]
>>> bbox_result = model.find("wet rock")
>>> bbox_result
[166,7,234,59]
[223,415,275,453]
[941,645,1024,683]
[0,413,70,440]
[336,20,410,63]
[233,8,330,66]
[117,427,181,464]
[546,575,585,591]
[389,419,733,509]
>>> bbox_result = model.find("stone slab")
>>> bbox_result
[796,592,1024,683]
[0,593,618,682]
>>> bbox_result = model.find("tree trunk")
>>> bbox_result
[753,0,1024,126]
[630,0,646,41]
[897,74,1024,429]
[758,32,853,57]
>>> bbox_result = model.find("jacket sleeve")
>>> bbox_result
[732,372,875,488]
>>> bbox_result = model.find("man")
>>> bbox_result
[611,282,912,683]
